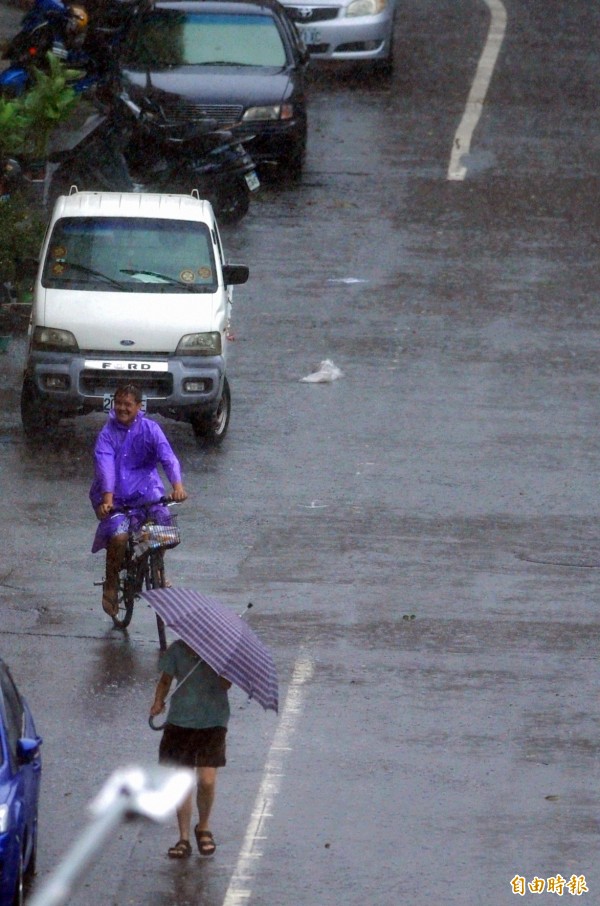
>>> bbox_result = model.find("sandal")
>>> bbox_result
[102,583,118,617]
[168,839,192,859]
[194,827,216,857]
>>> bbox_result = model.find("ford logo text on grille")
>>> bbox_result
[120,340,135,346]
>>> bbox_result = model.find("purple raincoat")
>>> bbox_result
[90,410,183,553]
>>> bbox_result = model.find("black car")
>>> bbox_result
[119,0,310,179]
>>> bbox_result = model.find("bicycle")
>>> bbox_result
[96,497,182,650]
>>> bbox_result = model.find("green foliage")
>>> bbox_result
[0,98,28,156]
[0,54,82,287]
[0,192,47,284]
[21,52,81,158]
[0,52,81,160]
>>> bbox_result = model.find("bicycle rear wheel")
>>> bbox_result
[112,568,135,629]
[147,550,168,650]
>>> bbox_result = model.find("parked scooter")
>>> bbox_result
[45,96,133,206]
[0,0,146,95]
[120,92,260,223]
[41,89,258,223]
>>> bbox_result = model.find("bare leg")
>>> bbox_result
[194,767,218,855]
[167,790,193,858]
[102,533,127,615]
[175,790,193,842]
[170,770,217,857]
[196,767,217,831]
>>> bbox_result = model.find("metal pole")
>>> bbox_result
[27,795,131,906]
[28,766,194,906]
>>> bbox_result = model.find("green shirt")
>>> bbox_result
[160,640,230,729]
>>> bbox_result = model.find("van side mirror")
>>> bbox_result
[222,264,249,286]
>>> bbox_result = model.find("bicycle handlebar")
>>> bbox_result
[109,497,182,515]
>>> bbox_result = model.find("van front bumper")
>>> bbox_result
[24,351,226,419]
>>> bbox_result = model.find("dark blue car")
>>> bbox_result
[0,659,42,906]
[120,0,310,179]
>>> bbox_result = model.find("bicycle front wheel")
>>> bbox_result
[112,568,135,630]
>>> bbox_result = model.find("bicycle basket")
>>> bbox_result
[145,519,181,549]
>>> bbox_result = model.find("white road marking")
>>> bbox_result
[222,654,314,906]
[447,0,507,180]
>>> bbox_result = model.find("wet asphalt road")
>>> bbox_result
[1,0,599,903]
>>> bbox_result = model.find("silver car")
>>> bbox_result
[280,0,396,70]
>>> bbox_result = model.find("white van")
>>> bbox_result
[21,190,249,442]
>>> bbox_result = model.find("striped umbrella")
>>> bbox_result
[141,587,278,713]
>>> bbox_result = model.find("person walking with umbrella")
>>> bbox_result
[150,640,232,858]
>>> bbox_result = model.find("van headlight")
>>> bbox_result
[0,803,9,833]
[32,327,79,352]
[176,332,222,356]
[347,0,387,15]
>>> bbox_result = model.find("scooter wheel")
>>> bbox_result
[214,181,250,224]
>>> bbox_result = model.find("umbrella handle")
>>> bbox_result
[148,715,167,731]
[147,661,203,733]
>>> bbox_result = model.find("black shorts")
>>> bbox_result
[159,724,227,768]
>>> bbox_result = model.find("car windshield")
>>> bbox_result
[124,10,286,68]
[42,217,218,293]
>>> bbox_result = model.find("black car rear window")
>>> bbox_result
[42,217,218,293]
[125,10,286,68]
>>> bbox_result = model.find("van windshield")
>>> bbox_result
[42,217,218,293]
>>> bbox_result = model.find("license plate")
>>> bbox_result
[103,393,147,413]
[245,171,260,192]
[84,360,169,372]
[297,26,321,45]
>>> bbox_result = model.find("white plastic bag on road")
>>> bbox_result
[300,359,344,383]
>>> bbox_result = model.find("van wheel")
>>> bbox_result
[190,378,231,444]
[21,380,59,440]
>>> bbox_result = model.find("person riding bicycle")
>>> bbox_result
[90,383,188,617]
